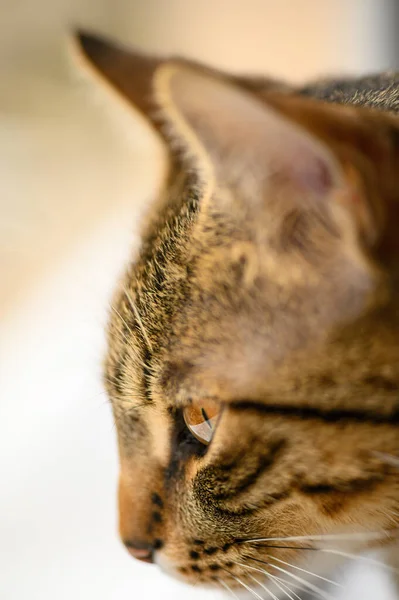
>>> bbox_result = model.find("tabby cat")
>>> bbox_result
[72,31,399,598]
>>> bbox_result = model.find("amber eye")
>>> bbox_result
[183,399,221,445]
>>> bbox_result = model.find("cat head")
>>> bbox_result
[72,32,399,591]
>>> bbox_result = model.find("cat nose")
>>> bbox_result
[123,540,154,563]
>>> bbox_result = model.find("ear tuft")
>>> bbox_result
[75,30,111,64]
[70,29,164,121]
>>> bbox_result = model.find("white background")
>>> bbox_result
[0,1,397,598]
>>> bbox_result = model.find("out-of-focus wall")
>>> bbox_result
[112,0,399,78]
[2,0,398,76]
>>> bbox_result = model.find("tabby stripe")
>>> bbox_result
[211,441,286,501]
[229,401,399,423]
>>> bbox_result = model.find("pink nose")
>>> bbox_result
[124,541,154,563]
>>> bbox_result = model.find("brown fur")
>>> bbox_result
[73,31,399,593]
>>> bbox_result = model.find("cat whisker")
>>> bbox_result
[123,287,153,353]
[238,558,334,600]
[251,554,340,593]
[245,543,317,552]
[268,574,306,600]
[262,571,298,600]
[268,555,342,588]
[225,572,265,600]
[217,578,241,600]
[319,548,399,574]
[244,540,394,573]
[237,531,391,545]
[271,564,335,600]
[372,452,399,468]
[235,561,310,600]
[247,573,279,600]
[272,575,319,599]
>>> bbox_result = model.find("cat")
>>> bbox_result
[71,31,399,598]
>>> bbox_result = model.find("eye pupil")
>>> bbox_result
[183,399,221,445]
[201,408,213,430]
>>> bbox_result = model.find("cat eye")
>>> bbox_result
[183,399,221,445]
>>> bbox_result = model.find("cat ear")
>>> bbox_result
[155,63,343,200]
[70,31,339,196]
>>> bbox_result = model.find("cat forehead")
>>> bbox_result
[109,172,379,410]
[150,262,375,407]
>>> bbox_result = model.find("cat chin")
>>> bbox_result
[155,552,187,583]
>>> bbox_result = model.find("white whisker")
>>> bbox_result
[272,575,319,599]
[248,574,279,600]
[372,452,399,468]
[124,287,153,352]
[269,555,342,587]
[217,578,241,600]
[264,572,298,600]
[239,531,390,545]
[320,548,399,573]
[228,573,264,600]
[268,563,335,600]
[235,561,331,600]
[269,575,305,600]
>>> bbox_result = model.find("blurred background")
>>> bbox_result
[1,1,398,599]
